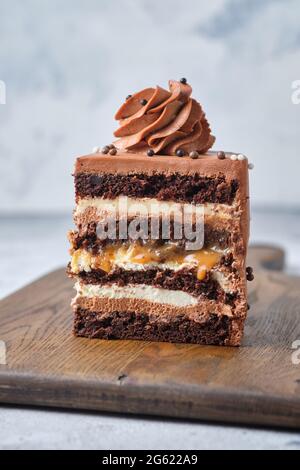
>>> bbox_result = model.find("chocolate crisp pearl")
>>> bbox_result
[180,78,187,84]
[140,99,147,106]
[217,151,226,160]
[246,266,254,281]
[126,95,132,100]
[147,149,154,157]
[189,151,199,159]
[101,146,109,155]
[109,148,117,156]
[176,149,185,157]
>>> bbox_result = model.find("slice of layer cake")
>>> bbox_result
[68,79,251,346]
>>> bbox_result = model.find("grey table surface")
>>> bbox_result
[0,209,300,450]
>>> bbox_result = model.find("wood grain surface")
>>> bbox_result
[0,245,300,429]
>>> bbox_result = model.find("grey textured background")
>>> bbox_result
[0,0,300,212]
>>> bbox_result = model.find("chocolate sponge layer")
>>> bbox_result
[75,172,239,205]
[74,307,232,346]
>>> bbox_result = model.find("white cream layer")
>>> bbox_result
[75,196,237,219]
[75,282,198,307]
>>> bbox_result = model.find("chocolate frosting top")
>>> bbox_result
[113,80,215,155]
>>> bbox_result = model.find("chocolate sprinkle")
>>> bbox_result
[189,151,199,159]
[176,149,185,157]
[246,267,254,281]
[101,146,109,155]
[126,94,132,100]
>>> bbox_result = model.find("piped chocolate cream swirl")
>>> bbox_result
[113,80,215,155]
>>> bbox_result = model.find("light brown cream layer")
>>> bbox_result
[74,197,237,220]
[73,198,244,247]
[73,204,245,261]
[75,282,198,307]
[74,292,236,320]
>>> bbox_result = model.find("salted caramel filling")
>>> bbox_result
[71,241,222,281]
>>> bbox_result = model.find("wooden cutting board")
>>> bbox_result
[0,245,300,429]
